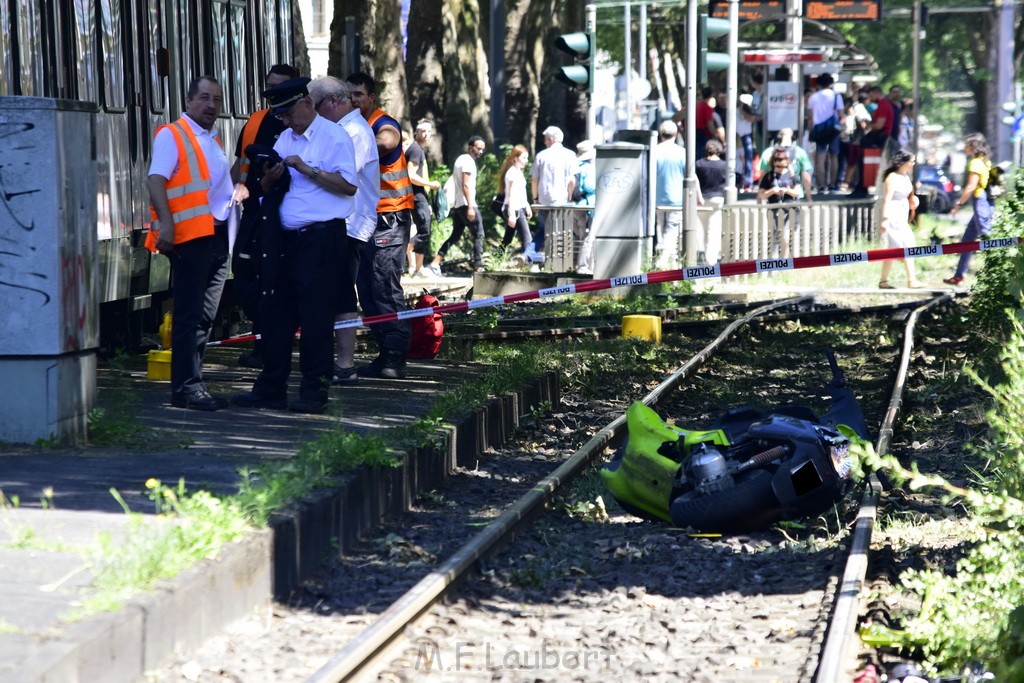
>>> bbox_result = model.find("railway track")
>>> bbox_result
[286,292,952,683]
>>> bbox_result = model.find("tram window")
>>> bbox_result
[229,1,247,116]
[211,0,230,114]
[148,0,165,113]
[16,0,42,95]
[277,0,291,63]
[99,0,126,110]
[0,0,11,95]
[263,0,276,68]
[72,0,96,101]
[179,0,196,97]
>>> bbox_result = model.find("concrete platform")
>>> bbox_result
[0,346,559,683]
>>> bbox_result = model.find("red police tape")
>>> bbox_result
[208,236,1020,346]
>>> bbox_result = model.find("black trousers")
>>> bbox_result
[356,210,411,354]
[254,221,343,403]
[410,192,432,254]
[438,205,484,267]
[169,228,228,395]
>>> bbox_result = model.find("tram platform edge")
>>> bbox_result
[0,348,560,683]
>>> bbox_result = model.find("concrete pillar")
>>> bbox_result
[0,97,98,444]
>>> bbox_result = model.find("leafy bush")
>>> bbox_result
[867,315,1024,674]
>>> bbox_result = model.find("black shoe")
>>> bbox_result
[237,351,264,369]
[332,364,359,386]
[230,391,287,410]
[171,388,221,411]
[356,353,387,378]
[380,351,407,379]
[289,397,327,414]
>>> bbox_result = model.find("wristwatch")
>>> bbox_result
[311,166,321,180]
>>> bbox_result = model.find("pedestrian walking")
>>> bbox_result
[528,126,578,264]
[405,120,441,276]
[427,136,487,275]
[496,144,533,256]
[944,133,995,286]
[654,120,686,268]
[877,150,924,289]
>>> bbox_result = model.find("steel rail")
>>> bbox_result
[815,293,953,682]
[304,295,815,683]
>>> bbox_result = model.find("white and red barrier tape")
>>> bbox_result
[209,237,1019,346]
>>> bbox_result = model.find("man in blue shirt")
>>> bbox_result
[655,120,686,268]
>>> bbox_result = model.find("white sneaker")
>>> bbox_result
[410,269,429,279]
[423,264,444,278]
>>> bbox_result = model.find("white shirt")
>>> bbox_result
[338,108,380,242]
[149,113,233,221]
[503,166,529,214]
[531,142,577,204]
[452,153,477,209]
[808,88,842,126]
[274,114,357,230]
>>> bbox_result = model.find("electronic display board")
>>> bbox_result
[709,0,786,21]
[805,0,882,22]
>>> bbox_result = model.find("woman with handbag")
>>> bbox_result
[943,133,995,286]
[496,145,533,256]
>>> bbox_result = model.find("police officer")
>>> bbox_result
[147,75,236,411]
[346,72,414,379]
[230,63,299,369]
[231,77,358,414]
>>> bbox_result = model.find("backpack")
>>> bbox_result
[407,291,444,359]
[570,170,583,202]
[986,161,1008,202]
[810,93,843,146]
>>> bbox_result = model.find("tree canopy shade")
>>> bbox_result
[321,0,1020,161]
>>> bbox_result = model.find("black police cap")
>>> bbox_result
[263,77,311,114]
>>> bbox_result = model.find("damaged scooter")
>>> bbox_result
[602,350,871,533]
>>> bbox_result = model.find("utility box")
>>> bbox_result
[0,97,98,444]
[591,131,655,281]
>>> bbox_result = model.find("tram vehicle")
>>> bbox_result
[0,0,294,348]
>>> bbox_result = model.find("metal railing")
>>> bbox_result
[528,197,878,273]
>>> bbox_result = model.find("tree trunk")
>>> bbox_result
[405,0,492,163]
[330,0,408,125]
[405,0,446,161]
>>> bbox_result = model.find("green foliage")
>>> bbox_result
[78,481,251,614]
[865,312,1024,674]
[234,431,399,526]
[969,168,1024,339]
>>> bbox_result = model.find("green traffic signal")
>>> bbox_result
[553,32,594,93]
[697,15,730,83]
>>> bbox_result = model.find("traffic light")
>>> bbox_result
[697,15,730,84]
[554,32,595,94]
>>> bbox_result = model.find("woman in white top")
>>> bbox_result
[878,149,924,289]
[497,145,533,254]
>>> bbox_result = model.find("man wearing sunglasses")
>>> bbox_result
[231,77,358,414]
[228,63,299,371]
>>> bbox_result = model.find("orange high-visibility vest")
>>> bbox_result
[146,118,215,251]
[367,108,415,213]
[237,108,271,183]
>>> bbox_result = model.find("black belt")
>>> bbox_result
[283,219,344,236]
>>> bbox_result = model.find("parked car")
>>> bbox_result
[916,164,957,213]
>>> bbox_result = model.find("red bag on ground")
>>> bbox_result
[407,292,444,359]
